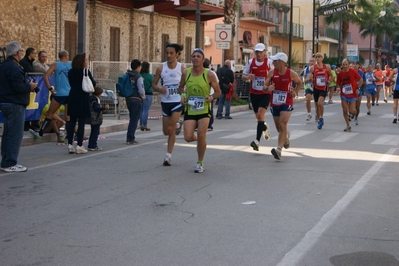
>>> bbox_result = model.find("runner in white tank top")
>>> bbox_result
[152,43,185,166]
[160,61,182,103]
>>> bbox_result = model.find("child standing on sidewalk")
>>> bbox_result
[88,86,109,151]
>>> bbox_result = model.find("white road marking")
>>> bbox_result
[276,148,397,266]
[321,132,358,142]
[371,134,399,146]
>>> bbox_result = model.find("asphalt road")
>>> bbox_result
[1,95,399,266]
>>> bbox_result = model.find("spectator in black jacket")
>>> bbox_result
[216,60,235,119]
[19,47,36,73]
[0,41,37,172]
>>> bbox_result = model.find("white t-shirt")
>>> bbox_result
[160,62,182,103]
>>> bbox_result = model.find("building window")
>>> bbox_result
[185,37,192,63]
[110,27,120,61]
[161,34,169,62]
[273,46,281,54]
[65,21,77,59]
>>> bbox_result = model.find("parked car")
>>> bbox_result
[99,89,118,114]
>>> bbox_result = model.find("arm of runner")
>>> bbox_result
[291,70,303,96]
[178,69,187,104]
[389,69,397,82]
[208,70,221,101]
[263,70,275,92]
[44,62,56,93]
[241,60,254,81]
[151,65,166,94]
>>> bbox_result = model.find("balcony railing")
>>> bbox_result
[318,26,351,42]
[202,0,224,8]
[241,1,282,25]
[271,22,304,39]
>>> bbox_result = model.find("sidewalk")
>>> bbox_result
[7,97,305,147]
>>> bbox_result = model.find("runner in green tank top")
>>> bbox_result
[178,48,221,173]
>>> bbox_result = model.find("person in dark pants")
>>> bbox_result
[0,41,37,172]
[88,86,109,151]
[126,59,146,145]
[67,53,96,154]
[216,59,235,119]
[203,58,216,130]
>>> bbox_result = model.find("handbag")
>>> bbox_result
[82,68,94,93]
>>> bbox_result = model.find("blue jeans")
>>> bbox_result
[126,98,142,142]
[140,95,153,127]
[88,124,100,148]
[1,103,26,168]
[216,93,231,118]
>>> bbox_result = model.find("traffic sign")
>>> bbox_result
[216,42,230,50]
[215,24,232,42]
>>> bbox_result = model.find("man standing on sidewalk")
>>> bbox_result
[152,43,185,166]
[0,41,38,172]
[216,59,235,120]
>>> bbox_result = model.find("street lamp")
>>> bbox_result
[369,10,386,65]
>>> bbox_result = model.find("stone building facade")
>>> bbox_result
[0,0,199,64]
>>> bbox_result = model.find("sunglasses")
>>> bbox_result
[315,56,322,58]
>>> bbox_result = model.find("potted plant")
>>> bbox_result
[247,10,256,16]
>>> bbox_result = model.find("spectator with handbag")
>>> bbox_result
[66,53,96,154]
[216,59,235,119]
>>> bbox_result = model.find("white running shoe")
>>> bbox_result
[194,162,204,173]
[263,122,271,141]
[2,164,28,172]
[68,144,76,154]
[250,140,260,151]
[163,156,172,166]
[76,145,88,154]
[306,113,312,121]
[175,119,183,135]
[271,148,281,160]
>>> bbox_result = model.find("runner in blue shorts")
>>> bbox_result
[364,64,378,115]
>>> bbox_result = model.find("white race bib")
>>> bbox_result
[342,84,353,94]
[188,96,205,111]
[272,91,288,105]
[316,76,326,86]
[253,76,265,91]
[165,84,179,97]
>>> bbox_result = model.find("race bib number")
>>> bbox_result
[272,91,288,105]
[188,96,205,111]
[165,84,179,97]
[253,77,265,91]
[316,76,326,86]
[342,84,353,94]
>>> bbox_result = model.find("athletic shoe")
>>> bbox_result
[29,129,42,140]
[344,126,351,132]
[194,162,204,173]
[328,99,333,104]
[88,147,103,151]
[57,134,66,143]
[76,145,88,154]
[271,148,281,160]
[250,140,260,151]
[225,116,233,119]
[393,118,397,124]
[372,102,375,106]
[263,122,271,141]
[306,113,312,121]
[354,119,359,125]
[283,131,290,149]
[207,127,213,131]
[175,119,183,136]
[126,140,138,145]
[163,156,172,166]
[315,115,319,122]
[349,114,354,121]
[317,118,324,129]
[367,110,371,115]
[384,99,388,103]
[68,144,76,154]
[376,103,379,106]
[1,164,28,172]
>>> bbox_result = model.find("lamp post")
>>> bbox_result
[195,0,201,48]
[369,10,386,65]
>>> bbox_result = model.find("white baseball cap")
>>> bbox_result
[254,43,266,51]
[270,52,288,63]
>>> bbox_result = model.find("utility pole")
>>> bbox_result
[77,0,87,54]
